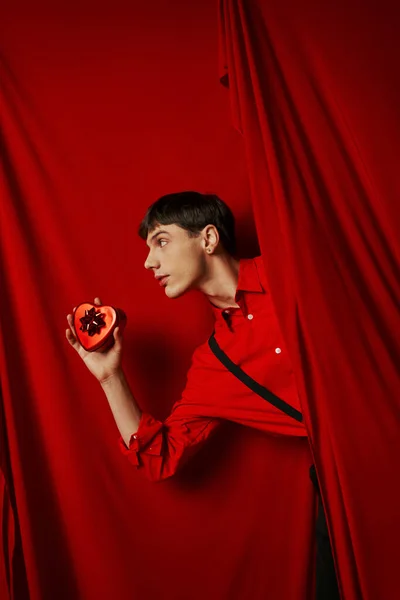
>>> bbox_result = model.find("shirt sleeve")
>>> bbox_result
[118,334,306,481]
[118,409,220,482]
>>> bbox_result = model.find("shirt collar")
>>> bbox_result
[208,257,264,320]
[235,257,264,298]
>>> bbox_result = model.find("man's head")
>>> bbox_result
[138,191,237,299]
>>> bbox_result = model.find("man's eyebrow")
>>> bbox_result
[147,230,170,247]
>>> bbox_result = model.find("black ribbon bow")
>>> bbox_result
[79,307,106,337]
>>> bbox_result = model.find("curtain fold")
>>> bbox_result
[219,1,400,598]
[0,464,16,600]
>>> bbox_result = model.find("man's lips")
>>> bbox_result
[157,276,169,287]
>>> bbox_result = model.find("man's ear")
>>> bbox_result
[203,224,219,252]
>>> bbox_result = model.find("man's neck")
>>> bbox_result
[198,254,241,310]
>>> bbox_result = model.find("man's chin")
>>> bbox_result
[164,284,185,299]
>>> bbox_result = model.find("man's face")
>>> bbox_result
[144,223,210,299]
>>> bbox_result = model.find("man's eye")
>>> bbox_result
[158,239,167,247]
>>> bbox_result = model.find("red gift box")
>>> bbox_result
[73,303,127,352]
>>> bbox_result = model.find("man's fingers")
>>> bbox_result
[65,328,77,348]
[67,314,77,337]
[113,327,123,350]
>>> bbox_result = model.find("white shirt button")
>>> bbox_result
[275,348,282,354]
[132,434,137,439]
[223,309,230,314]
[247,314,254,320]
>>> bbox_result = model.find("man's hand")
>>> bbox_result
[66,297,123,383]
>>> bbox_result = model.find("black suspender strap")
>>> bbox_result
[208,331,303,423]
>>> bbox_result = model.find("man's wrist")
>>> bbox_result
[99,368,124,387]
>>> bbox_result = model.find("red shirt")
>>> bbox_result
[119,256,307,480]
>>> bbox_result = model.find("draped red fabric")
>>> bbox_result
[219,1,400,598]
[0,2,318,599]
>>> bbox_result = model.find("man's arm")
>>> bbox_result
[66,299,219,481]
[100,368,142,447]
[100,365,221,483]
[117,409,220,482]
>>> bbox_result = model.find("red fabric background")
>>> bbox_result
[219,1,400,599]
[2,2,399,599]
[1,2,315,600]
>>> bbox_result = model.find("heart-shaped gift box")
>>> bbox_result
[73,303,127,352]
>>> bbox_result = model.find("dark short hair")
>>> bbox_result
[138,191,237,256]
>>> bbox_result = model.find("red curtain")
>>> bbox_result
[1,2,316,600]
[219,1,400,599]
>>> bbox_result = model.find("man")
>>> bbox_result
[66,191,339,599]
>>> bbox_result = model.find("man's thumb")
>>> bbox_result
[113,327,122,346]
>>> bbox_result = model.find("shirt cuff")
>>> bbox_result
[118,413,164,467]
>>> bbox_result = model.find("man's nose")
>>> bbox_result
[144,252,158,270]
[144,256,151,270]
